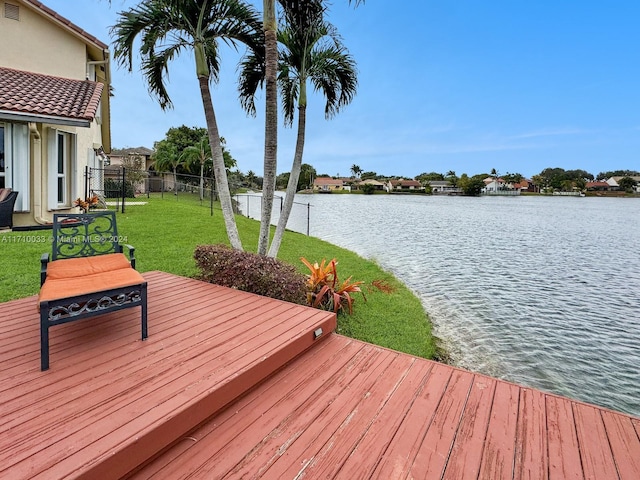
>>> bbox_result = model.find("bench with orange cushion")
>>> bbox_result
[39,211,147,371]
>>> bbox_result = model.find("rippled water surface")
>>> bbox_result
[242,194,640,416]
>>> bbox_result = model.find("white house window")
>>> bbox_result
[48,129,76,209]
[0,122,29,211]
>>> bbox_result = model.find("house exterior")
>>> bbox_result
[428,180,463,195]
[606,176,640,193]
[106,147,163,193]
[586,181,610,192]
[0,0,111,227]
[386,179,424,192]
[313,177,344,192]
[513,178,538,193]
[356,179,385,191]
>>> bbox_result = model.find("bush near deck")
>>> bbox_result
[0,195,437,359]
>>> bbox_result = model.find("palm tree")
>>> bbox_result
[180,135,212,200]
[243,3,357,257]
[111,0,263,251]
[351,164,362,178]
[256,0,365,256]
[153,140,184,194]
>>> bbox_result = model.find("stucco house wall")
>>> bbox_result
[0,0,111,227]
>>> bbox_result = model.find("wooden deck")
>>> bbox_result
[1,271,639,479]
[0,271,336,479]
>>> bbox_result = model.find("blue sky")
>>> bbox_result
[43,0,640,179]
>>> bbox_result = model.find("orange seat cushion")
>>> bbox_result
[46,253,131,280]
[39,267,145,304]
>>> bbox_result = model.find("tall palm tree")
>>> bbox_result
[111,0,263,251]
[257,0,364,256]
[180,135,212,200]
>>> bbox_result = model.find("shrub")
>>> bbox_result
[104,178,135,198]
[301,257,365,314]
[193,244,307,305]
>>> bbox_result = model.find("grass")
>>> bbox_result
[0,194,438,359]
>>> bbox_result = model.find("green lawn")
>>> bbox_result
[0,194,438,359]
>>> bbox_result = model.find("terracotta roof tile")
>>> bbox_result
[0,67,103,121]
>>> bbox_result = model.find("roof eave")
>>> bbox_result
[0,110,90,128]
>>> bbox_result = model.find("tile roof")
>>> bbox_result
[314,177,343,185]
[0,67,103,125]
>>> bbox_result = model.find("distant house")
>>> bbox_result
[106,147,163,193]
[427,180,462,195]
[483,177,505,192]
[313,177,343,192]
[0,0,111,227]
[606,176,640,193]
[356,179,385,191]
[386,179,424,192]
[586,181,610,192]
[513,178,538,193]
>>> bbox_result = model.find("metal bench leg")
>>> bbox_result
[40,305,50,371]
[141,283,148,340]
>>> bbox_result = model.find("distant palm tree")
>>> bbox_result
[351,164,362,178]
[241,7,357,257]
[153,140,183,194]
[180,135,212,201]
[111,0,262,250]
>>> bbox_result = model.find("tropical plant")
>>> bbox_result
[351,164,362,178]
[152,140,184,192]
[241,2,357,257]
[180,135,212,200]
[256,0,365,256]
[618,176,638,192]
[301,257,365,314]
[111,0,263,250]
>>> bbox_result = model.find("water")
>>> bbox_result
[239,194,640,417]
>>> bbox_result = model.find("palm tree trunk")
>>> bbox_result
[199,162,204,201]
[268,88,307,257]
[258,0,278,256]
[198,76,243,250]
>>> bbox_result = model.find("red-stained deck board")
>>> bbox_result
[275,355,432,479]
[573,404,619,480]
[0,271,336,480]
[442,375,498,480]
[370,361,455,478]
[547,394,584,480]
[601,411,640,480]
[131,337,368,479]
[478,380,520,480]
[224,345,400,478]
[514,388,549,480]
[409,368,475,479]
[330,360,434,480]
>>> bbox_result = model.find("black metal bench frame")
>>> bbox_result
[39,211,147,371]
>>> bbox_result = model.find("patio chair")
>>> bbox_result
[38,211,147,370]
[0,189,18,229]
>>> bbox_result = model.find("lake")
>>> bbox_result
[238,193,640,417]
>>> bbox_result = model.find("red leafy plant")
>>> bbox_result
[73,195,99,213]
[301,257,365,314]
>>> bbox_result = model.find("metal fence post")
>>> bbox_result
[307,202,310,236]
[121,167,126,213]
